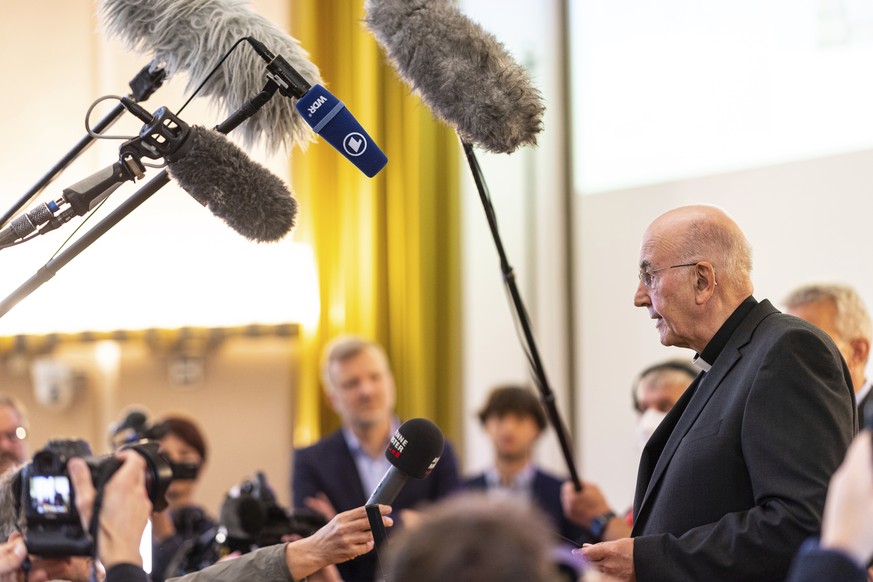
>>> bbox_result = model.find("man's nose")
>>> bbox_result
[634,279,651,307]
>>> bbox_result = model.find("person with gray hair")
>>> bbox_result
[292,335,459,582]
[784,283,872,415]
[583,205,855,581]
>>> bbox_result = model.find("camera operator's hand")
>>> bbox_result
[0,538,26,581]
[285,504,393,580]
[68,451,151,569]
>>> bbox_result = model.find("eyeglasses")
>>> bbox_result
[0,427,26,443]
[638,262,698,288]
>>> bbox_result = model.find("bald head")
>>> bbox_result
[647,206,753,295]
[636,205,755,352]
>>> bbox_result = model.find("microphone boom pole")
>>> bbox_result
[462,141,582,491]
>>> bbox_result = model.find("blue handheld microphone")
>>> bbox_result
[295,85,387,178]
[247,37,388,177]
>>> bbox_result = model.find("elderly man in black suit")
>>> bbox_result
[581,205,856,581]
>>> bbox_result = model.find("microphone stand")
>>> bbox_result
[462,141,582,491]
[0,81,279,322]
[0,63,167,229]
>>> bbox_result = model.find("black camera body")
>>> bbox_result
[17,438,173,557]
[19,440,91,557]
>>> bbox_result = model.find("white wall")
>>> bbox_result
[575,148,873,511]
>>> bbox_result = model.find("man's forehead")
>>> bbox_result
[638,237,661,268]
[0,406,20,424]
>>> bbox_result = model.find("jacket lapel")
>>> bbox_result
[632,300,779,532]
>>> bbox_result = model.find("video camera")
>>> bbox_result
[218,472,326,553]
[15,438,173,557]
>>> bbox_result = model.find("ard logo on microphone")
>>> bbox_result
[307,95,328,116]
[343,132,368,157]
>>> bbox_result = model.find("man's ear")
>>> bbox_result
[849,337,871,368]
[694,261,717,304]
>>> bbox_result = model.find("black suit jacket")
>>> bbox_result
[463,468,594,545]
[292,429,460,582]
[631,299,857,581]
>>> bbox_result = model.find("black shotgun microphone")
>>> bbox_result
[166,125,297,241]
[366,418,445,506]
[364,0,545,153]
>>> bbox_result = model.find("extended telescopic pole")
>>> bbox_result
[462,141,582,491]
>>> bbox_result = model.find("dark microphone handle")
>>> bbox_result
[365,504,388,549]
[366,468,408,506]
[366,504,391,582]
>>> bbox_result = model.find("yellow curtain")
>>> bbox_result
[289,1,462,450]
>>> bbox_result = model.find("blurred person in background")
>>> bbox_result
[784,283,872,416]
[293,336,459,582]
[149,415,216,582]
[561,360,696,542]
[0,396,28,475]
[464,384,592,546]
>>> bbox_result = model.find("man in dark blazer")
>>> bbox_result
[581,205,857,581]
[292,336,459,582]
[784,283,873,418]
[463,385,591,545]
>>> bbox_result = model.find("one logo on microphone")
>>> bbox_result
[343,132,368,157]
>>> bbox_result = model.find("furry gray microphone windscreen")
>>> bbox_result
[364,0,545,154]
[99,0,322,153]
[168,126,297,242]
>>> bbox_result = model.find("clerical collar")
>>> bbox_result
[695,296,757,370]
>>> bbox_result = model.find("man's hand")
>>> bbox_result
[580,538,636,582]
[561,480,612,528]
[286,504,393,580]
[68,451,152,569]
